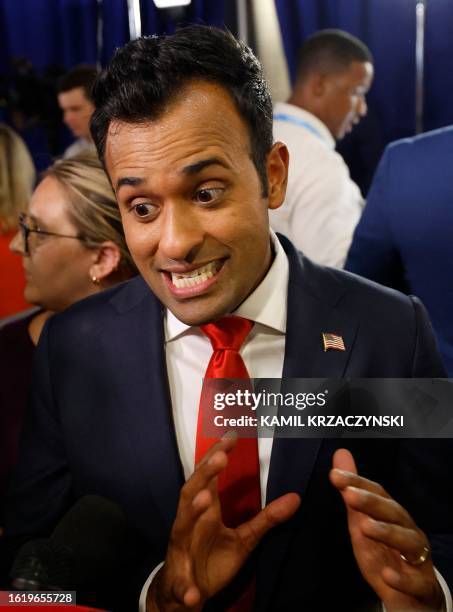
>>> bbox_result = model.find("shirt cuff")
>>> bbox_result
[435,566,452,612]
[381,567,452,612]
[138,561,164,612]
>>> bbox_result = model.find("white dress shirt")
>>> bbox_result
[165,231,288,504]
[270,102,363,269]
[138,231,451,611]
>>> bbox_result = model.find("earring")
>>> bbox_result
[91,275,100,285]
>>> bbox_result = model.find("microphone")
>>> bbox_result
[10,495,143,594]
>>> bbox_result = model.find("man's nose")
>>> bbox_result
[357,96,368,117]
[158,202,204,261]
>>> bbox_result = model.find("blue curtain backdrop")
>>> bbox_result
[0,0,230,72]
[424,0,453,132]
[0,0,230,166]
[0,0,99,72]
[275,0,453,142]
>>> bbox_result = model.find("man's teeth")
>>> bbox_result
[171,261,219,288]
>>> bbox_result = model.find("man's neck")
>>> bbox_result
[280,98,335,144]
[286,94,322,124]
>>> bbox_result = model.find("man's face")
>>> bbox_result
[58,87,95,140]
[105,81,288,326]
[320,61,374,140]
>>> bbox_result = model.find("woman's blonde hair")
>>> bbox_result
[0,124,36,232]
[43,153,136,276]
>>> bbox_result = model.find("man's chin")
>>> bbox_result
[147,273,247,326]
[337,120,355,140]
[162,289,241,326]
[167,302,230,327]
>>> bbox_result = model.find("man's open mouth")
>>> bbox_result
[170,260,223,288]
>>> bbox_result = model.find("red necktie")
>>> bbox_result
[195,316,261,528]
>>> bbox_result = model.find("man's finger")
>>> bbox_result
[332,448,358,474]
[173,450,229,536]
[195,434,238,470]
[182,585,203,609]
[236,493,301,554]
[192,488,213,513]
[154,566,201,610]
[181,446,230,502]
[341,486,414,527]
[361,518,429,560]
[171,577,201,609]
[330,468,391,499]
[331,449,392,500]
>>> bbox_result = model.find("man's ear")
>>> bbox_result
[267,142,289,211]
[89,241,121,283]
[311,72,328,98]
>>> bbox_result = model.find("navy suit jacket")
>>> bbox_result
[4,236,453,610]
[345,127,453,376]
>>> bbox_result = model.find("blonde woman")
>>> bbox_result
[0,154,136,510]
[0,124,36,317]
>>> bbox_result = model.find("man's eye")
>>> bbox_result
[195,188,224,204]
[131,202,157,219]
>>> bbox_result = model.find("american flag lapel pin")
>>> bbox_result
[322,332,346,352]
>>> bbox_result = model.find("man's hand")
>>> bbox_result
[330,448,443,611]
[147,436,300,611]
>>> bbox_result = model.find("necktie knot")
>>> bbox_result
[201,316,253,352]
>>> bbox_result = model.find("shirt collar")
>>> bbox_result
[274,101,336,150]
[165,230,289,341]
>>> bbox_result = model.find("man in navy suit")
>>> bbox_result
[346,127,453,376]
[4,27,453,611]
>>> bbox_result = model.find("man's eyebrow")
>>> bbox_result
[181,157,231,176]
[115,158,230,192]
[116,176,144,192]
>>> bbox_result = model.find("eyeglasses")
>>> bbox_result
[19,212,86,255]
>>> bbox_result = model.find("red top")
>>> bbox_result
[0,231,30,318]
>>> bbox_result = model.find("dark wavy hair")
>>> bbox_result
[90,25,273,195]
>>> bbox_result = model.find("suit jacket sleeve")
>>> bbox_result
[410,295,447,377]
[345,145,407,291]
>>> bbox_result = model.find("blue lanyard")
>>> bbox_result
[274,112,323,140]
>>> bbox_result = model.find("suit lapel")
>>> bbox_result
[105,278,184,534]
[258,238,359,610]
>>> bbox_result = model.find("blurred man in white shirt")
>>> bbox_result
[57,65,97,159]
[271,29,373,268]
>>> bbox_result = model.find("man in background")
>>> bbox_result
[270,29,373,268]
[57,65,97,158]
